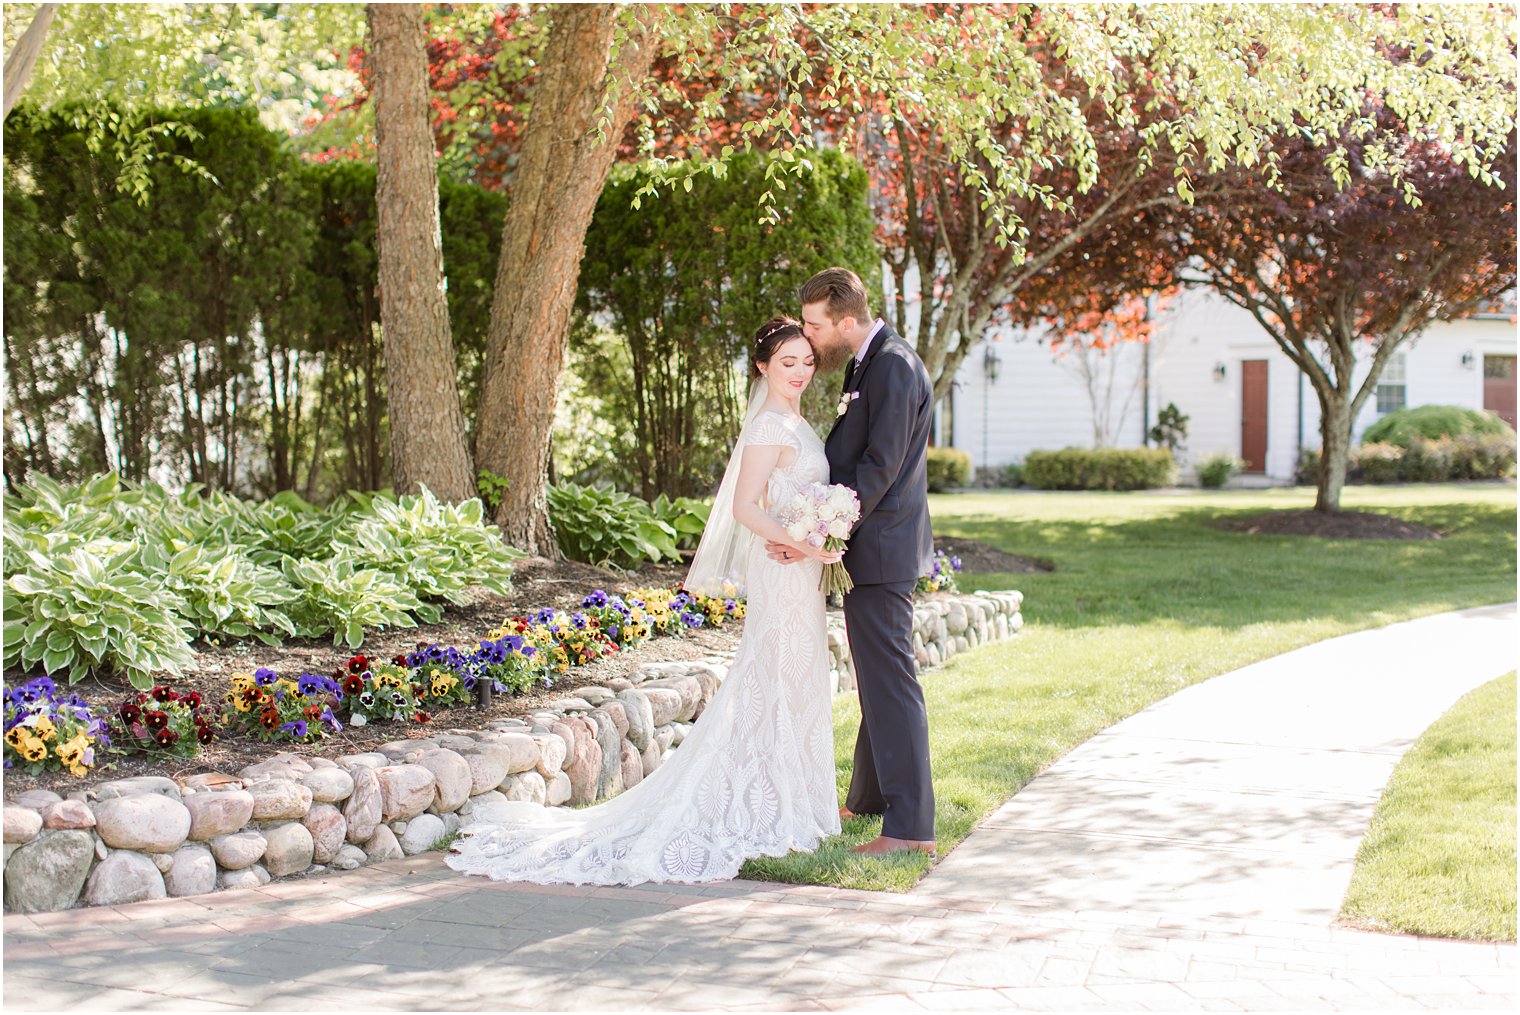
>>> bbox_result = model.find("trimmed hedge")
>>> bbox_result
[926,447,973,492]
[1022,447,1176,491]
[1298,433,1516,485]
[1361,405,1512,447]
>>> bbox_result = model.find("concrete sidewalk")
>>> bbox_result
[917,602,1519,923]
[4,605,1516,1012]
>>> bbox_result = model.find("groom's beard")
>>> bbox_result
[813,339,854,376]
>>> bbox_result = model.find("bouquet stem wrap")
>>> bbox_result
[820,558,853,597]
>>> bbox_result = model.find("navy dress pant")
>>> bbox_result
[841,578,935,841]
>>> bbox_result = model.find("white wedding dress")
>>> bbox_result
[446,410,840,885]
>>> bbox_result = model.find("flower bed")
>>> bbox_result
[2,587,1024,914]
[4,581,736,783]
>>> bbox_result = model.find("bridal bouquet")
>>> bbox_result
[778,483,861,596]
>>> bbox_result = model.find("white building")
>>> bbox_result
[946,287,1518,483]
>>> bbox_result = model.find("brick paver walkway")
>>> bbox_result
[4,605,1516,1011]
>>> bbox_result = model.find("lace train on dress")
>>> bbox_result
[446,411,840,885]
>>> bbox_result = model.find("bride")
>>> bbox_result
[446,317,842,885]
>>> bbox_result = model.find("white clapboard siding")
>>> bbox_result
[948,287,1517,481]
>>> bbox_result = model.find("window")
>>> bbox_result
[1375,353,1406,414]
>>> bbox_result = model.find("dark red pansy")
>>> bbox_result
[242,686,264,705]
[144,711,169,732]
[260,708,280,730]
[195,726,215,745]
[181,692,202,711]
[303,704,322,721]
[150,686,172,702]
[391,654,407,666]
[347,654,368,673]
[342,674,364,696]
[415,711,431,724]
[153,728,179,747]
[119,703,143,724]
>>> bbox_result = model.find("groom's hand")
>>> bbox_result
[764,540,800,565]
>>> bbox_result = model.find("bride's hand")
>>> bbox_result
[764,540,801,565]
[816,547,843,565]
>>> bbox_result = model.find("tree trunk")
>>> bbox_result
[368,3,477,503]
[1315,390,1352,513]
[474,3,659,554]
[3,3,58,118]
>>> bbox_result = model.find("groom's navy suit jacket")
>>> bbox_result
[824,323,935,586]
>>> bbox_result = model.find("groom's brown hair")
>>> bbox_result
[800,267,870,325]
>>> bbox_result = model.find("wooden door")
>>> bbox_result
[1484,355,1516,429]
[1240,360,1268,473]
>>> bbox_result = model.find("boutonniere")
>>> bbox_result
[836,391,860,418]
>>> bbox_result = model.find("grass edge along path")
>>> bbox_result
[741,485,1516,892]
[1339,671,1517,942]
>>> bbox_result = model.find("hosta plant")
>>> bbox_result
[546,483,680,569]
[281,556,422,647]
[3,543,196,689]
[650,494,711,550]
[336,487,521,615]
[136,540,297,645]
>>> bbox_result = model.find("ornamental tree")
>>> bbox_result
[11,3,1516,557]
[1174,116,1517,512]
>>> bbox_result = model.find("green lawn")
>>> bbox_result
[740,483,1517,892]
[1340,672,1517,941]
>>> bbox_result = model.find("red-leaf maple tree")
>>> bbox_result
[1174,114,1517,512]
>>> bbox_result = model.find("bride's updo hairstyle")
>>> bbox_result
[750,316,812,379]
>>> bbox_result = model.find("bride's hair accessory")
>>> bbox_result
[750,316,811,379]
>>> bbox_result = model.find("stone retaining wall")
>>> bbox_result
[2,589,1022,913]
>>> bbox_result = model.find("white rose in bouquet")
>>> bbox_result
[776,482,861,595]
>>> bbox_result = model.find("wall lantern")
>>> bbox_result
[983,343,1002,384]
[1212,361,1228,383]
[1461,351,1476,370]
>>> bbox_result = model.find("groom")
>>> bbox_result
[768,267,937,857]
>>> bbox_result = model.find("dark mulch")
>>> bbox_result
[933,535,1054,574]
[1214,510,1444,541]
[4,555,742,800]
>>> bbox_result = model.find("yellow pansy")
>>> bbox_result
[31,715,56,741]
[20,736,47,762]
[55,735,91,774]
